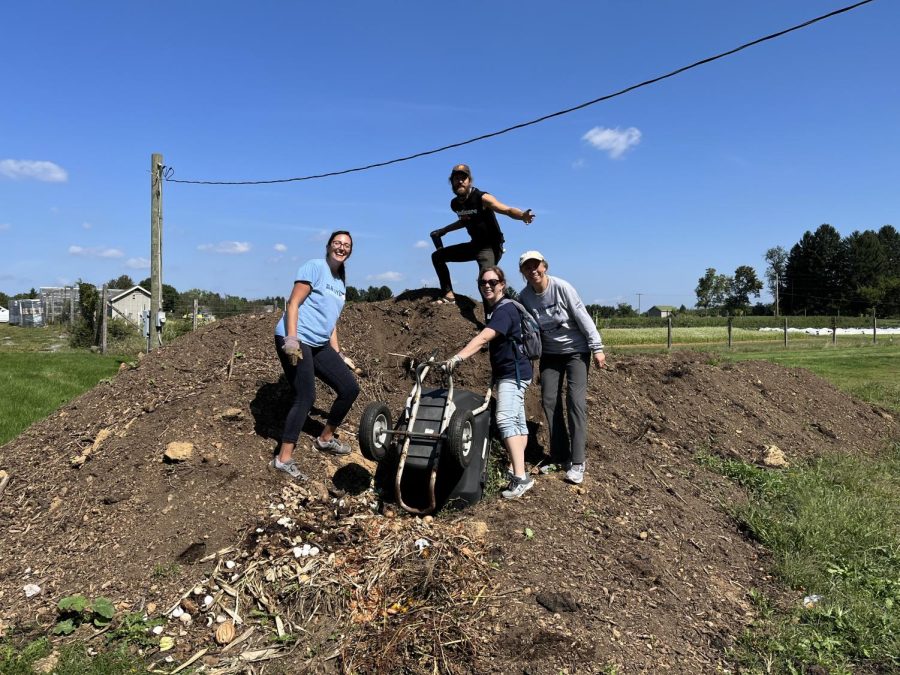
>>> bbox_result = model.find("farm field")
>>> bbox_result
[603,325,897,349]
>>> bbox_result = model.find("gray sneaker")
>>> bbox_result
[269,458,307,481]
[314,436,352,456]
[565,463,585,485]
[501,475,535,500]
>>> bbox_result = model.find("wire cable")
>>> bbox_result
[165,0,875,186]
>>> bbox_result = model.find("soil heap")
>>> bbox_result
[0,290,896,673]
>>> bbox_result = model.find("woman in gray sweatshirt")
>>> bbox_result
[518,250,605,484]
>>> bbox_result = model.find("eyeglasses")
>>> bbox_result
[478,278,502,288]
[451,173,469,182]
[331,241,352,251]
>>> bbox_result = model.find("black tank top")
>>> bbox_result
[450,187,504,246]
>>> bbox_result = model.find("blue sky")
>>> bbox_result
[2,1,898,310]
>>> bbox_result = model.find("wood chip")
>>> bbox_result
[169,648,208,674]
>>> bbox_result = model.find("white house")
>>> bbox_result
[0,306,8,323]
[109,286,151,326]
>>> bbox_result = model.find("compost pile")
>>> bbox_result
[0,290,896,674]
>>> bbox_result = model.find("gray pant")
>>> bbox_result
[539,352,590,465]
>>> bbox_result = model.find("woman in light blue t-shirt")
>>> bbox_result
[271,231,360,480]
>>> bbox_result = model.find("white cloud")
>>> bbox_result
[413,240,428,249]
[274,243,287,252]
[582,126,641,159]
[68,245,124,258]
[0,223,10,231]
[367,271,403,282]
[198,241,251,254]
[0,159,68,182]
[126,257,150,269]
[82,222,93,230]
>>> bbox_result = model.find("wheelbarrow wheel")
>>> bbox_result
[359,402,392,461]
[448,409,474,468]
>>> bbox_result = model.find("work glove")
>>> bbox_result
[339,352,357,371]
[282,336,302,366]
[441,355,462,374]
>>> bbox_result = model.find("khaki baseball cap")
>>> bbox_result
[519,250,546,267]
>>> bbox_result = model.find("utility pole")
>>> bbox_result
[150,153,163,351]
[636,293,643,314]
[100,285,108,355]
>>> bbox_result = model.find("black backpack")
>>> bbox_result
[498,298,542,360]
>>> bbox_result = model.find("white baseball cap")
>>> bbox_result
[518,250,546,267]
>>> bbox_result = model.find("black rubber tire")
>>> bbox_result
[358,402,392,462]
[447,409,475,468]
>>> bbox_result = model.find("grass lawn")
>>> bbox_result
[0,352,125,446]
[0,324,75,353]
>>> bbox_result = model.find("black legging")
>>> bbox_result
[432,241,502,295]
[274,336,360,444]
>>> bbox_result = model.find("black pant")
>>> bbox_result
[432,241,502,294]
[274,336,360,444]
[539,352,590,465]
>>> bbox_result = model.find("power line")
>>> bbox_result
[165,0,876,187]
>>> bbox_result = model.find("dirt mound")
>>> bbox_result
[0,292,896,673]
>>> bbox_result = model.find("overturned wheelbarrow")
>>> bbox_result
[358,356,491,515]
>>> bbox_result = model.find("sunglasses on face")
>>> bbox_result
[478,278,502,288]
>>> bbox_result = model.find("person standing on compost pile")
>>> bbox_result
[518,250,605,485]
[271,230,360,480]
[430,164,535,305]
[441,266,535,499]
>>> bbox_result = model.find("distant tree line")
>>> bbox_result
[346,285,393,302]
[776,224,899,316]
[695,224,899,317]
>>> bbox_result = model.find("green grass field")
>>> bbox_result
[0,323,75,353]
[603,325,897,349]
[0,352,125,446]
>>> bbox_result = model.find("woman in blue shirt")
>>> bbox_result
[442,266,534,499]
[272,230,360,480]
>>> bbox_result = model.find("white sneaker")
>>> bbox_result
[565,463,585,485]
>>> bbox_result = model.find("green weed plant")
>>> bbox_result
[53,595,115,635]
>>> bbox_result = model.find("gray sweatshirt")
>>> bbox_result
[519,276,603,355]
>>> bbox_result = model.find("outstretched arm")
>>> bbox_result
[431,220,465,238]
[482,194,534,224]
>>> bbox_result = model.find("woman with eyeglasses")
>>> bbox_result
[441,266,535,499]
[271,230,360,480]
[518,250,605,486]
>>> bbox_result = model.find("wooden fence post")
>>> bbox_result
[727,316,733,349]
[667,316,672,350]
[872,309,877,345]
[193,298,198,331]
[783,317,788,348]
